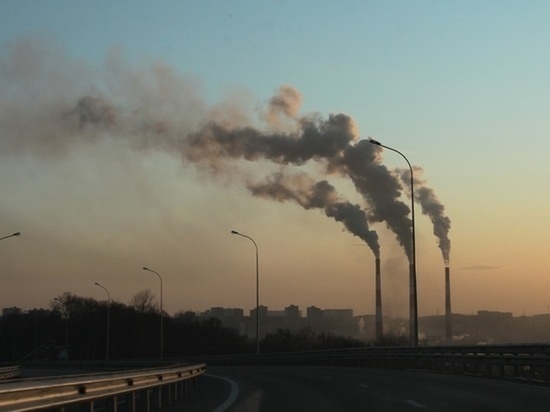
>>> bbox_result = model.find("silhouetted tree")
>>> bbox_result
[129,289,157,313]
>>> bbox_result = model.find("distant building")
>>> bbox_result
[323,309,353,320]
[285,304,301,319]
[202,307,244,319]
[250,305,268,318]
[307,305,323,320]
[200,304,359,340]
[2,307,22,316]
[268,310,285,317]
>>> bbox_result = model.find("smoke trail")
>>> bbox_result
[400,167,451,264]
[336,140,413,262]
[0,38,209,157]
[248,172,380,258]
[185,105,413,260]
[60,93,413,261]
[0,38,428,263]
[185,112,358,168]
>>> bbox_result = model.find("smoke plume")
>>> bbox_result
[400,167,451,264]
[0,38,449,264]
[185,105,413,261]
[337,141,413,262]
[248,172,380,257]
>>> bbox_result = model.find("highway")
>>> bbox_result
[174,365,550,411]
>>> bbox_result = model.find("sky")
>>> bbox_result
[1,0,549,319]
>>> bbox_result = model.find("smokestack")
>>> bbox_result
[445,266,452,342]
[375,258,383,340]
[409,263,417,346]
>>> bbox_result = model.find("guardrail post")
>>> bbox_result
[498,364,505,379]
[146,388,151,412]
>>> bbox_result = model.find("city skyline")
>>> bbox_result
[1,1,550,319]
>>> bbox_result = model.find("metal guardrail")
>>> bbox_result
[3,344,548,410]
[0,366,20,381]
[0,363,205,412]
[186,344,550,384]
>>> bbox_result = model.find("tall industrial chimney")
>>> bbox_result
[409,263,416,346]
[445,266,452,342]
[375,258,383,340]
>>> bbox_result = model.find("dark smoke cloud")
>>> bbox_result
[0,38,449,264]
[185,112,357,168]
[248,172,380,257]
[336,141,413,262]
[185,95,413,261]
[400,167,451,264]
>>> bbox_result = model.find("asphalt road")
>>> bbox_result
[174,365,550,412]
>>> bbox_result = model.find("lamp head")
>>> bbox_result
[13,232,21,237]
[143,266,149,271]
[368,137,382,146]
[231,230,239,235]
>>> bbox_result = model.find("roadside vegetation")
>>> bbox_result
[1,291,412,362]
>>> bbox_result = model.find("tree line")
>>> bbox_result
[0,290,370,362]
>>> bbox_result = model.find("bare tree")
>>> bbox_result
[129,289,157,314]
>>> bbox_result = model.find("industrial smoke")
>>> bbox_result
[400,168,451,265]
[1,38,450,274]
[248,172,379,258]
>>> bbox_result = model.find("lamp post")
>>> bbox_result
[0,232,21,241]
[142,267,163,359]
[231,230,260,355]
[94,282,111,361]
[368,138,418,346]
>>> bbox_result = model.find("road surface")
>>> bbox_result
[173,365,550,411]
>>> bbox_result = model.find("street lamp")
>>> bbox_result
[368,137,418,346]
[0,232,21,241]
[231,230,260,355]
[94,282,111,361]
[142,266,164,359]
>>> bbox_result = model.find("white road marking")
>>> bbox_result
[358,383,370,388]
[207,374,240,412]
[405,399,427,408]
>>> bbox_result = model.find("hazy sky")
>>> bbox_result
[1,1,549,319]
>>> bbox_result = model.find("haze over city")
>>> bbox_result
[1,1,549,319]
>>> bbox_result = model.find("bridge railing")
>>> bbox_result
[0,362,205,412]
[185,344,550,384]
